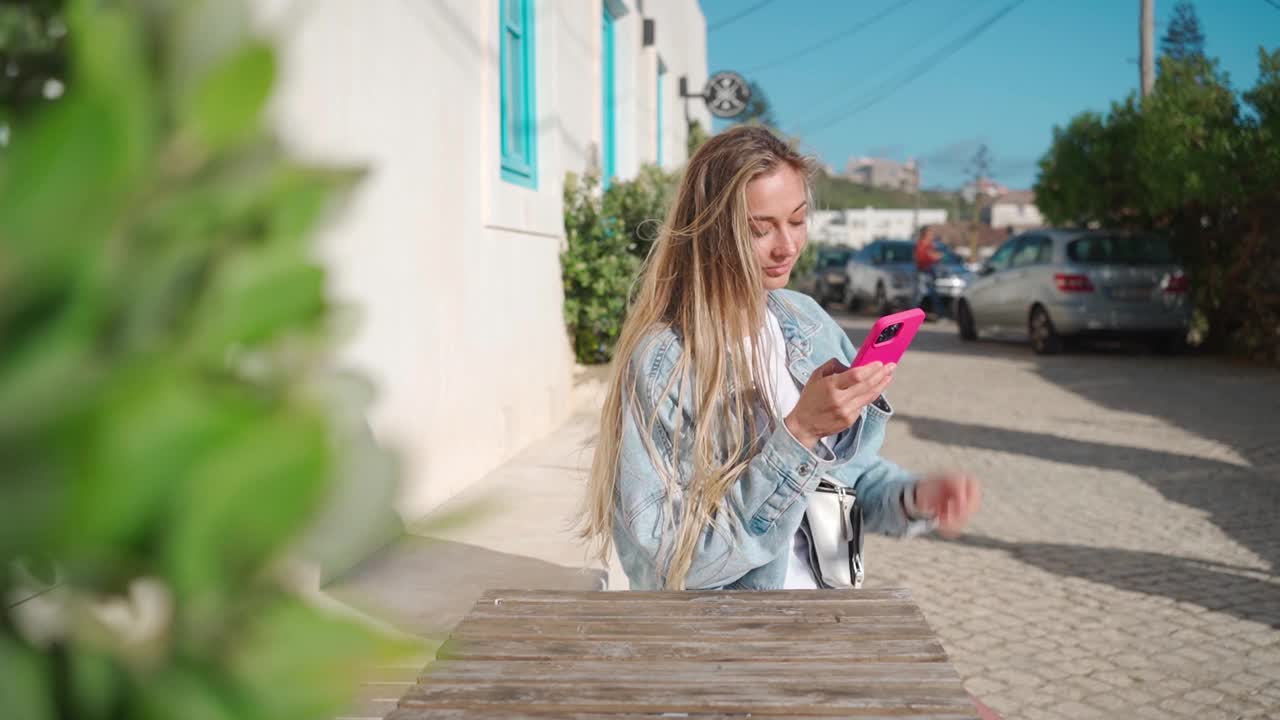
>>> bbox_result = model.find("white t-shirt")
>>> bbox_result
[759,310,830,589]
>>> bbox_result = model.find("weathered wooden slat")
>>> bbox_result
[436,637,949,663]
[391,588,976,719]
[466,600,925,621]
[388,710,978,720]
[477,588,914,603]
[418,660,962,685]
[398,680,974,716]
[448,618,935,642]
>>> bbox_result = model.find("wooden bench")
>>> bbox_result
[386,587,985,719]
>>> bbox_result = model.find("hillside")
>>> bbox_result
[812,172,972,215]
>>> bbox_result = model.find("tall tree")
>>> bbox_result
[1160,1,1206,62]
[966,143,994,261]
[1035,50,1280,361]
[967,143,994,185]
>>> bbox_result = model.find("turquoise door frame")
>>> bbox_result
[601,3,616,187]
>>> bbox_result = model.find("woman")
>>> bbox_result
[581,126,980,591]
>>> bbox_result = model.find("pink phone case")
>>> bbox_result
[850,308,926,368]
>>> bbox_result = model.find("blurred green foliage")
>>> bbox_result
[1036,51,1280,363]
[0,0,69,134]
[1,2,411,718]
[561,165,681,364]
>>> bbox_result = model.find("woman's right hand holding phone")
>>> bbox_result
[784,359,895,450]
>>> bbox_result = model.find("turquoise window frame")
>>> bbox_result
[656,57,666,166]
[601,3,617,187]
[500,0,537,188]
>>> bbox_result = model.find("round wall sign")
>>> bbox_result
[703,71,751,119]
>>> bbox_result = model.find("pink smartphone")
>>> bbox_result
[850,308,926,368]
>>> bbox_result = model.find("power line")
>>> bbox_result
[793,0,1028,138]
[778,0,989,123]
[743,0,922,75]
[708,0,782,31]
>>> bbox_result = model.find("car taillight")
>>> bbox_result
[1054,273,1095,293]
[1163,272,1189,294]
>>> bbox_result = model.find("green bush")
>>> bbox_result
[561,166,681,364]
[1,2,409,719]
[1036,51,1280,363]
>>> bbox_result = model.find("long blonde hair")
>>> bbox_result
[580,126,814,589]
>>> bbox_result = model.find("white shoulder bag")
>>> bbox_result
[800,478,865,589]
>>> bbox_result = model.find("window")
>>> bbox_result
[987,237,1020,272]
[936,243,964,266]
[1011,236,1050,268]
[500,0,537,188]
[818,249,853,269]
[881,242,914,264]
[1067,234,1175,265]
[656,58,666,166]
[601,3,617,186]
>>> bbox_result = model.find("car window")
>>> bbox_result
[987,238,1020,271]
[1037,238,1054,263]
[1067,234,1174,265]
[1011,236,1049,268]
[819,251,851,269]
[882,243,914,264]
[936,243,963,265]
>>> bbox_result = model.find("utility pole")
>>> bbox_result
[1140,0,1154,99]
[910,160,921,237]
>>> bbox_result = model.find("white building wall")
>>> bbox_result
[643,0,711,168]
[989,202,1045,229]
[250,0,708,521]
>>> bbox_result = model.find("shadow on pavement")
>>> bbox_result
[953,534,1280,629]
[896,412,1280,620]
[835,308,1280,592]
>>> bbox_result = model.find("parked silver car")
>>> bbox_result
[794,246,855,307]
[843,239,971,316]
[956,230,1192,354]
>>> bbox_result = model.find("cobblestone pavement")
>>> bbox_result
[835,311,1280,719]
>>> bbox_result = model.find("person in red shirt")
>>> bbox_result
[914,225,944,315]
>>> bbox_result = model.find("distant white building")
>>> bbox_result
[845,157,919,192]
[811,207,948,248]
[961,177,1008,204]
[982,191,1044,229]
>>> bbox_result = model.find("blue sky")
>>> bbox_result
[701,0,1280,190]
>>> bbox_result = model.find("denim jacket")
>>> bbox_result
[613,289,928,591]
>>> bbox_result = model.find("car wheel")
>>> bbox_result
[874,283,891,316]
[957,300,978,341]
[1029,305,1063,355]
[845,286,862,312]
